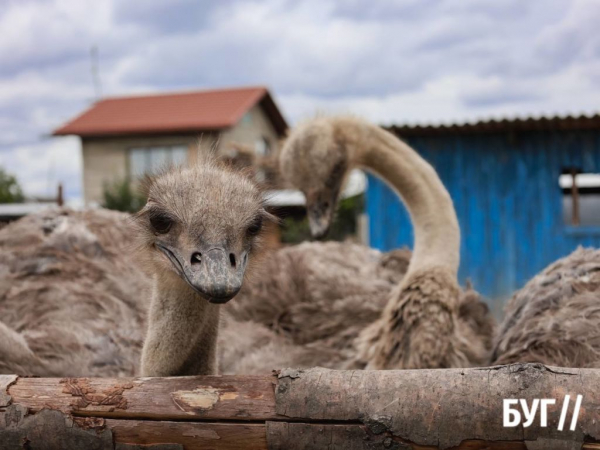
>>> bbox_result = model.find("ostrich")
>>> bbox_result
[280,116,495,369]
[133,158,279,376]
[0,209,148,377]
[491,247,600,367]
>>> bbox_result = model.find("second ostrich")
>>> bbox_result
[280,116,495,369]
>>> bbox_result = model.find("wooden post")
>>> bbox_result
[571,168,580,226]
[2,365,600,449]
[57,182,64,207]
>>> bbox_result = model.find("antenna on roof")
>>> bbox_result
[90,45,102,101]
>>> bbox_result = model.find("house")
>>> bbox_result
[53,86,287,204]
[366,114,600,310]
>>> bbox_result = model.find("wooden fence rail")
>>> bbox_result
[2,364,600,450]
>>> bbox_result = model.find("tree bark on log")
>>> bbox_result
[2,364,600,450]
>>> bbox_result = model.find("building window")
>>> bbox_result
[129,145,188,177]
[241,113,253,125]
[254,137,271,156]
[560,169,600,227]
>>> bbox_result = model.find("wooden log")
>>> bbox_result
[274,365,600,449]
[2,364,600,449]
[6,375,277,421]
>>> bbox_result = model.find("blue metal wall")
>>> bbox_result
[366,130,600,311]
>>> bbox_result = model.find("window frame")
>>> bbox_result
[254,136,271,157]
[560,168,600,232]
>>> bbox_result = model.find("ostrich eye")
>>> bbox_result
[247,216,263,236]
[150,215,173,234]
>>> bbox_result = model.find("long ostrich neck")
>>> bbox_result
[141,273,219,376]
[353,122,460,276]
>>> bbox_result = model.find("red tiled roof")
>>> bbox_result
[53,86,287,137]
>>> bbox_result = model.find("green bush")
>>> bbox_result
[102,178,146,213]
[281,194,364,243]
[0,168,25,203]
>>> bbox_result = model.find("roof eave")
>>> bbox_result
[258,92,288,137]
[387,114,600,137]
[53,127,226,139]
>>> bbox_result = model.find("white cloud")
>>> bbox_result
[281,67,600,127]
[0,0,599,201]
[0,137,81,200]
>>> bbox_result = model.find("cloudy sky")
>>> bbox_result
[1,0,599,202]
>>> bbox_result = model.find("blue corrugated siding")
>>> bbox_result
[366,130,600,313]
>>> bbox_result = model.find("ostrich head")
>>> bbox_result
[280,118,351,239]
[135,160,272,304]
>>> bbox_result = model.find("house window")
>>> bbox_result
[560,169,600,227]
[241,113,253,125]
[254,137,271,156]
[129,145,188,177]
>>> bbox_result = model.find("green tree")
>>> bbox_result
[281,194,364,243]
[0,168,25,203]
[102,178,146,213]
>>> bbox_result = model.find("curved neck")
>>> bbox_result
[347,120,460,276]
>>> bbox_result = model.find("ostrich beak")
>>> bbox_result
[307,208,331,239]
[156,243,246,303]
[305,192,337,240]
